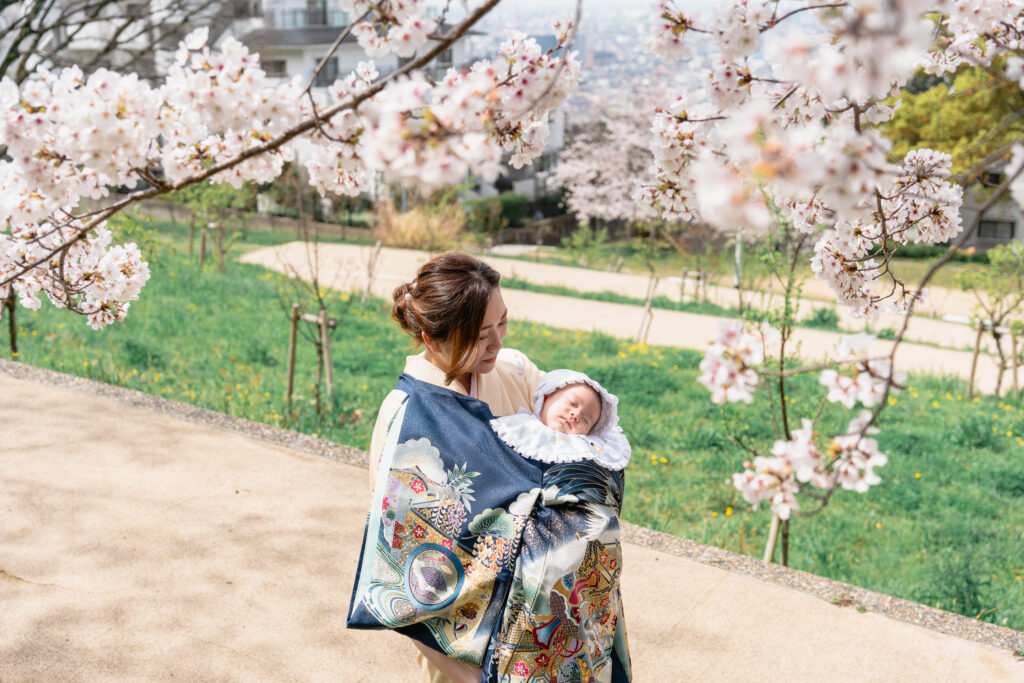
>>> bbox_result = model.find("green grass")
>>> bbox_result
[500,275,737,317]
[8,219,1024,633]
[513,240,981,293]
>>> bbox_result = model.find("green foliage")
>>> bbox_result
[885,242,989,263]
[497,192,529,227]
[801,306,841,331]
[531,190,568,218]
[920,550,994,619]
[882,64,1024,180]
[463,192,531,234]
[171,181,255,213]
[561,222,609,266]
[955,241,1024,337]
[956,240,1024,298]
[106,211,170,267]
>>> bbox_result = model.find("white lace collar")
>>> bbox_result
[490,369,631,471]
[491,412,631,471]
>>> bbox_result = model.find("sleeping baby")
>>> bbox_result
[490,368,631,472]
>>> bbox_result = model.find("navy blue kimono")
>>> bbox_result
[348,375,631,682]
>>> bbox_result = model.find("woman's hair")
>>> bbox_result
[392,251,501,384]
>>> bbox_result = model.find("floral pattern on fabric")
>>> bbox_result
[484,461,631,682]
[349,375,631,680]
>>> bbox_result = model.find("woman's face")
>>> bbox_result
[467,287,508,375]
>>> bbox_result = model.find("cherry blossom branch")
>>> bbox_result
[766,3,848,29]
[728,432,763,459]
[503,0,582,120]
[853,161,1024,442]
[0,0,504,289]
[755,356,895,379]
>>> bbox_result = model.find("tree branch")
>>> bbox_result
[1,0,504,288]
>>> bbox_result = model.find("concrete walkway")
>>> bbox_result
[2,367,1021,681]
[240,243,1013,395]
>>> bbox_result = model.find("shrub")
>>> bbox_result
[802,306,841,330]
[888,242,989,263]
[372,200,465,251]
[463,192,531,234]
[530,189,568,218]
[497,192,529,227]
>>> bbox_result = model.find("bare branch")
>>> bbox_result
[304,10,370,94]
[767,3,848,29]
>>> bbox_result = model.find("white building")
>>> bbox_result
[221,1,466,88]
[220,4,564,201]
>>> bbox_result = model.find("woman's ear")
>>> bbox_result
[421,332,443,354]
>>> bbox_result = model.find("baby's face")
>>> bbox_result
[539,383,602,435]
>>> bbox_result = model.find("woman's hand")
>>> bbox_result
[413,641,483,683]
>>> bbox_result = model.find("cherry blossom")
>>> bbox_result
[548,90,661,222]
[733,457,802,520]
[640,2,998,320]
[698,320,761,404]
[831,411,888,493]
[649,0,696,61]
[0,12,580,328]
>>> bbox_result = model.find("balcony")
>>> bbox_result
[268,7,350,29]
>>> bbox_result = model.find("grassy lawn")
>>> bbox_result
[8,218,1024,632]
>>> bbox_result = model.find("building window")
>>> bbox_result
[232,0,262,17]
[978,219,1014,240]
[263,60,287,78]
[313,57,339,88]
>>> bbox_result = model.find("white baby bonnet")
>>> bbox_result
[490,369,632,471]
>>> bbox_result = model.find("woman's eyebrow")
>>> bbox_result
[479,308,508,330]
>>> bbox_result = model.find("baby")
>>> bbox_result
[490,369,631,471]
[485,369,633,680]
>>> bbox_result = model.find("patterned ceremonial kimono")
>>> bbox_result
[349,375,632,682]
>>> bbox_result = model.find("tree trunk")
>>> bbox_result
[1012,329,1019,395]
[781,518,790,567]
[313,336,324,415]
[216,220,225,272]
[286,304,299,407]
[968,321,984,399]
[763,514,781,563]
[3,292,17,357]
[993,330,1006,397]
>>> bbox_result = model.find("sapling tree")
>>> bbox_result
[171,181,253,270]
[955,240,1024,396]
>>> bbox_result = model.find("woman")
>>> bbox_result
[353,251,630,682]
[366,251,542,683]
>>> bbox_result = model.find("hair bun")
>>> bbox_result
[389,252,500,385]
[391,282,417,336]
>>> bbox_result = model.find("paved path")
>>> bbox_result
[241,243,1012,395]
[2,368,1021,681]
